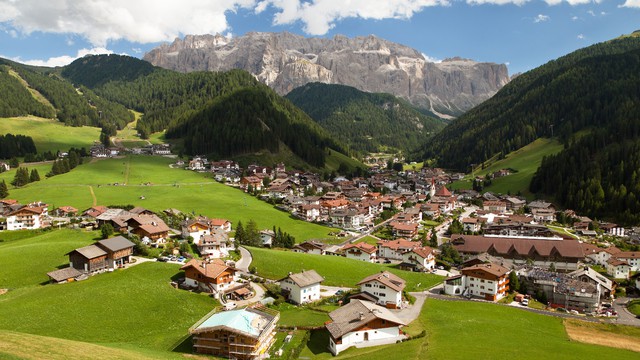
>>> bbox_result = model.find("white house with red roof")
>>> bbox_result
[606,259,631,279]
[355,271,406,309]
[401,246,436,271]
[377,239,420,260]
[342,242,378,262]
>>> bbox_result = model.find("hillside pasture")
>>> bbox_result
[449,138,563,197]
[0,116,100,153]
[247,246,442,291]
[3,156,336,242]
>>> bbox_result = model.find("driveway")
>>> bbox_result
[391,292,427,324]
[613,297,640,326]
[234,282,267,307]
[236,246,252,273]
[320,285,353,297]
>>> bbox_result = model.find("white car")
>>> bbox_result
[224,302,237,310]
[521,299,529,306]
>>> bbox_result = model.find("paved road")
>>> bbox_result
[236,246,252,273]
[613,297,640,326]
[392,292,427,324]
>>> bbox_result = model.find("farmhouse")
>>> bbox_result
[182,216,232,245]
[342,242,378,262]
[461,217,482,233]
[292,240,328,255]
[326,299,406,356]
[67,245,108,274]
[606,259,631,279]
[354,271,406,309]
[444,262,510,301]
[55,206,78,217]
[96,236,135,269]
[279,270,324,305]
[189,305,279,359]
[129,215,171,243]
[198,230,230,258]
[377,239,419,260]
[389,221,418,238]
[181,258,239,295]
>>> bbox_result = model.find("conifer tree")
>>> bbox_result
[0,180,8,198]
[29,169,40,182]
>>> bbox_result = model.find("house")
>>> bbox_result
[531,208,556,223]
[67,245,108,274]
[292,240,327,255]
[613,251,640,272]
[189,157,207,171]
[584,246,621,267]
[606,259,631,279]
[0,161,10,172]
[389,221,418,238]
[401,246,436,271]
[421,203,441,218]
[342,242,377,262]
[47,267,83,284]
[377,239,419,260]
[504,197,526,211]
[326,299,406,356]
[96,236,135,269]
[299,204,321,222]
[568,266,615,300]
[189,305,279,359]
[461,217,482,233]
[240,176,263,192]
[83,205,109,219]
[5,205,47,230]
[151,144,171,155]
[260,230,275,247]
[599,223,625,237]
[181,258,239,294]
[198,230,229,258]
[55,206,78,217]
[355,271,406,309]
[443,262,510,301]
[129,215,171,243]
[483,200,507,213]
[279,270,324,305]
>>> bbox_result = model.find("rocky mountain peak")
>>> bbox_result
[144,32,509,117]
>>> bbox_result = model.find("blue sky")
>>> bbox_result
[0,0,638,74]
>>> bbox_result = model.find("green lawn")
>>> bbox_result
[354,236,380,245]
[247,247,442,291]
[0,116,101,154]
[449,138,563,198]
[272,302,332,327]
[629,299,640,316]
[299,298,640,360]
[0,229,98,289]
[2,156,337,242]
[0,262,214,351]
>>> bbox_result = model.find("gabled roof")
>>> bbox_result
[343,242,377,254]
[462,262,510,278]
[434,186,452,197]
[181,258,236,279]
[280,270,324,287]
[97,236,135,252]
[47,267,83,282]
[68,244,107,259]
[451,235,584,259]
[377,239,419,251]
[357,271,406,292]
[615,251,640,259]
[409,246,435,259]
[326,299,405,339]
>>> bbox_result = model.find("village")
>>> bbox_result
[1,151,639,359]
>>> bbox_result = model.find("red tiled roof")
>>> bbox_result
[357,271,406,292]
[344,242,377,254]
[451,235,584,259]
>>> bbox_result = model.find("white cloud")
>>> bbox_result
[0,0,257,46]
[577,33,585,39]
[571,15,579,20]
[262,0,450,35]
[533,14,550,23]
[467,0,530,5]
[5,47,115,67]
[544,0,593,5]
[422,53,441,63]
[620,0,640,7]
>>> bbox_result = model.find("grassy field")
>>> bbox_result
[354,235,380,245]
[0,330,194,360]
[629,299,640,316]
[1,155,336,242]
[0,229,98,289]
[247,247,442,291]
[0,261,214,351]
[299,298,640,360]
[0,116,101,153]
[564,319,640,352]
[449,138,563,198]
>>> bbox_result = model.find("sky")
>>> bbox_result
[0,0,638,75]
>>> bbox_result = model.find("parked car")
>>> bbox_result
[156,257,167,262]
[383,259,391,264]
[224,302,237,310]
[521,299,529,306]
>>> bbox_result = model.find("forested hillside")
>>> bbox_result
[417,36,640,171]
[63,55,352,169]
[0,58,133,129]
[167,87,341,167]
[286,83,446,154]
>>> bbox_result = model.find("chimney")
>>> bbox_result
[359,312,364,321]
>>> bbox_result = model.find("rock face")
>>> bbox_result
[144,32,509,117]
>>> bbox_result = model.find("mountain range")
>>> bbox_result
[143,32,510,118]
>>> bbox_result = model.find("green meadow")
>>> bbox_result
[449,138,563,198]
[0,116,101,153]
[1,155,336,242]
[298,299,640,360]
[247,246,442,291]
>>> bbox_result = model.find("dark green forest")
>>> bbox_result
[286,83,446,154]
[417,36,640,171]
[0,58,133,129]
[0,134,37,159]
[166,87,341,168]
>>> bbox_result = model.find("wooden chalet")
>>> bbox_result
[189,305,280,359]
[181,258,238,293]
[67,245,108,274]
[96,236,135,269]
[47,267,83,284]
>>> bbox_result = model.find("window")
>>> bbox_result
[365,283,372,287]
[379,285,386,289]
[480,279,485,283]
